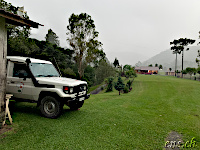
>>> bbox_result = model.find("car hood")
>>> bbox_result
[36,77,87,87]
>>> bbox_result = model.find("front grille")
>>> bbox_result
[74,84,87,94]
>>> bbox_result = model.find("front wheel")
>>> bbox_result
[40,96,63,119]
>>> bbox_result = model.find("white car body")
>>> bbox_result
[6,56,89,118]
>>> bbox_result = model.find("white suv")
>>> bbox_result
[6,56,90,118]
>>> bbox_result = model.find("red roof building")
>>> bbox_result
[135,66,159,75]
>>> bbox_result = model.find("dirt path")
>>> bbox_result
[90,84,106,94]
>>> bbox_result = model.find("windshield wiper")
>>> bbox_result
[36,75,45,77]
[44,75,58,77]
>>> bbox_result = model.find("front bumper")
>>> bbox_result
[63,94,90,103]
[85,94,90,99]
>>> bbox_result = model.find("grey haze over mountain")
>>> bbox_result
[139,46,200,71]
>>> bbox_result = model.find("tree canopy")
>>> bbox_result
[113,58,119,68]
[170,38,195,53]
[123,65,137,78]
[170,38,195,74]
[66,13,105,78]
[45,29,59,46]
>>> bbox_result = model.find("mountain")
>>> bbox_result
[140,46,200,71]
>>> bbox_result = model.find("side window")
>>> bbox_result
[13,63,29,78]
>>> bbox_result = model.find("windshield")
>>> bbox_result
[29,63,60,77]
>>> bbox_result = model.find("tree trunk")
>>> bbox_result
[175,53,177,77]
[182,50,184,78]
[0,17,7,127]
[79,60,82,78]
[78,53,84,79]
[119,90,120,95]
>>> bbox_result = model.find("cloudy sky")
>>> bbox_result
[6,0,200,65]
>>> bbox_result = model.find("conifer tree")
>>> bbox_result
[114,76,125,95]
[106,77,114,92]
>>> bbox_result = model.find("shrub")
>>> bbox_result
[127,79,133,90]
[123,85,129,93]
[106,77,114,92]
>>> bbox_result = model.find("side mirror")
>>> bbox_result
[19,73,25,78]
[18,72,29,80]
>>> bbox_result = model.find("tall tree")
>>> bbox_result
[66,13,104,78]
[113,58,119,67]
[45,29,59,46]
[170,38,195,77]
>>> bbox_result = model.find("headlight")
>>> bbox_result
[70,88,73,93]
[63,86,73,94]
[83,85,86,91]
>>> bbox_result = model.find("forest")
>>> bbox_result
[0,0,117,87]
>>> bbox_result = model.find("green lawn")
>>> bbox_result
[1,75,200,149]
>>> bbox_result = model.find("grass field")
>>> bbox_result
[1,75,200,149]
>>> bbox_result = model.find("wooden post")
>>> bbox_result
[0,16,7,127]
[2,94,13,125]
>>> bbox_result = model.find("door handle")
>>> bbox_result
[10,81,15,84]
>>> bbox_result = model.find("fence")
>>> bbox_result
[172,73,200,81]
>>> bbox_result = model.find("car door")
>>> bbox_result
[6,62,34,100]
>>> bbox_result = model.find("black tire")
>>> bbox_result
[69,101,84,110]
[40,96,63,119]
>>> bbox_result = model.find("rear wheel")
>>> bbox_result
[40,96,63,118]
